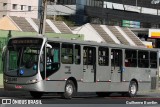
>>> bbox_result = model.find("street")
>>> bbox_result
[0,88,160,104]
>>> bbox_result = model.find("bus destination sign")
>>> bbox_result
[9,38,43,46]
[12,40,39,44]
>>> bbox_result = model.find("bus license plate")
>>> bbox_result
[15,85,23,89]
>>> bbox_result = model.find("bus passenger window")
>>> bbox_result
[61,44,73,64]
[138,51,149,68]
[53,49,59,63]
[125,50,137,67]
[150,52,157,68]
[111,49,122,67]
[98,47,109,66]
[75,45,81,64]
[83,49,87,65]
[83,47,95,65]
[46,48,52,70]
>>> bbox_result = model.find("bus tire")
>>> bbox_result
[61,80,76,99]
[30,91,43,99]
[128,81,138,97]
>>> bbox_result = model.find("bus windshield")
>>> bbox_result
[4,38,43,77]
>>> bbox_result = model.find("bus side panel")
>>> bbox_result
[150,68,158,89]
[123,68,150,82]
[77,82,129,92]
[123,68,140,81]
[123,67,151,91]
[47,64,83,82]
[96,66,111,81]
[138,82,151,92]
[43,80,66,92]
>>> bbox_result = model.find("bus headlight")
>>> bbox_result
[27,79,38,84]
[4,79,8,83]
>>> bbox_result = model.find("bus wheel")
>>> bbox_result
[128,81,138,97]
[61,80,76,99]
[30,91,43,99]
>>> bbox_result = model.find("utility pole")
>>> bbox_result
[39,0,47,35]
[54,0,57,21]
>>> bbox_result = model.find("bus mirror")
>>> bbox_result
[46,43,52,48]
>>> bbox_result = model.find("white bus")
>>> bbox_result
[3,36,159,99]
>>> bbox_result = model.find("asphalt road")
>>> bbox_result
[0,88,160,104]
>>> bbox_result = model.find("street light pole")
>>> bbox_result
[42,0,47,35]
[54,0,57,21]
[39,0,47,35]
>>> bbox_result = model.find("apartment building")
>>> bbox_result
[0,0,41,18]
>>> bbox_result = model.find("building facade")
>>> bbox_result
[0,0,40,18]
[47,0,76,16]
[80,0,160,28]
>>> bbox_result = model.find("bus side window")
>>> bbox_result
[125,50,137,67]
[52,49,58,63]
[83,49,87,65]
[75,45,81,64]
[150,52,157,68]
[138,51,149,68]
[46,48,52,70]
[111,49,122,67]
[61,44,73,64]
[98,47,109,66]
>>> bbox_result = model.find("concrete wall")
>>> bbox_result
[0,0,39,18]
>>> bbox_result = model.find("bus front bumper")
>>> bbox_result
[4,80,65,92]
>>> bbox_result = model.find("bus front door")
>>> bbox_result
[83,47,96,82]
[111,49,122,82]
